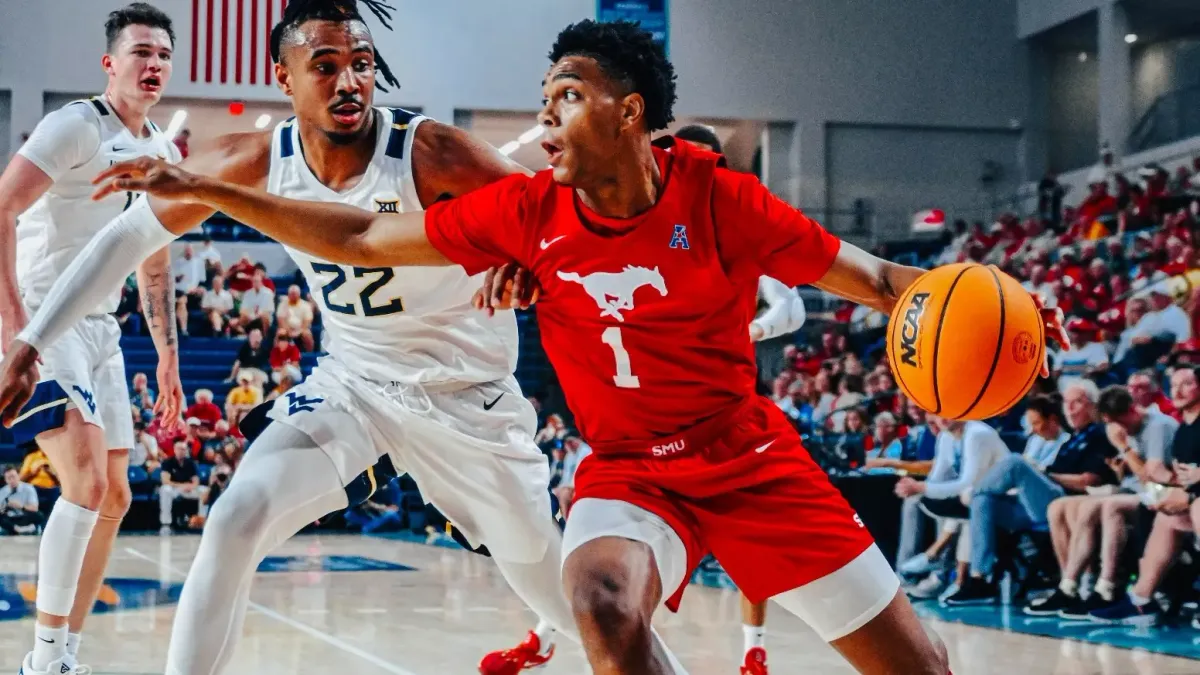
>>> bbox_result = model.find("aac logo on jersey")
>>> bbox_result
[557,265,668,322]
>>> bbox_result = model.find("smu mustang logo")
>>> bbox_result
[557,265,668,322]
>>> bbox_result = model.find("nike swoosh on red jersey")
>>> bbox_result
[540,236,566,250]
[754,441,775,454]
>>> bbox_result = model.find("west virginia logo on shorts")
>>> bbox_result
[71,385,96,414]
[286,392,324,415]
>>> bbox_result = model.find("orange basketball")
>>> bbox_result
[886,263,1045,421]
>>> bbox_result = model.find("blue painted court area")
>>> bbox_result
[256,554,415,573]
[0,575,184,622]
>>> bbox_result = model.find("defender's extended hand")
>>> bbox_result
[0,340,41,429]
[91,157,206,203]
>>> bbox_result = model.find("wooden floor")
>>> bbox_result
[0,533,1197,674]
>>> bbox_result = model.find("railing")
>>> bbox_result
[1129,84,1200,153]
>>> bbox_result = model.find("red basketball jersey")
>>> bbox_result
[425,140,841,448]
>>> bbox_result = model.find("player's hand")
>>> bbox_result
[749,323,765,342]
[0,340,41,429]
[472,264,541,317]
[91,157,205,203]
[1151,487,1190,514]
[153,357,185,431]
[1033,293,1069,378]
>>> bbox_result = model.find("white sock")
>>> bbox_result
[32,623,68,671]
[1058,578,1078,597]
[1128,591,1151,607]
[1094,578,1115,602]
[532,619,555,654]
[66,632,82,657]
[36,499,99,618]
[743,624,766,653]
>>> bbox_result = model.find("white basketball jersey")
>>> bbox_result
[266,108,519,387]
[16,96,180,315]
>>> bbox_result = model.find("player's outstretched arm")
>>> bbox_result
[136,247,184,425]
[94,157,452,268]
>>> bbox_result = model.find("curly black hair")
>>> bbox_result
[106,3,175,52]
[674,124,722,153]
[549,19,677,132]
[270,0,401,92]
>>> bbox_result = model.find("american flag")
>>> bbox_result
[190,0,288,86]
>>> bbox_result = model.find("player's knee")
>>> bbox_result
[207,482,271,544]
[569,568,650,646]
[102,476,132,518]
[60,457,109,510]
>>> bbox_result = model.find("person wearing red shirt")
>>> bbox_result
[64,21,1070,675]
[268,334,301,372]
[183,388,223,427]
[223,254,257,293]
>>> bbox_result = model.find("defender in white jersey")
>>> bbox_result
[0,5,184,675]
[0,3,697,674]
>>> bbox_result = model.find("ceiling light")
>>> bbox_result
[254,114,272,129]
[499,141,521,156]
[165,109,188,138]
[1078,51,1088,62]
[1124,33,1138,44]
[517,126,544,144]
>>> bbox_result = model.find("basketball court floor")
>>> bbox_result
[1,533,1198,674]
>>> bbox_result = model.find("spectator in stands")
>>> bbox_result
[19,448,57,489]
[159,438,202,534]
[225,372,263,431]
[1038,172,1066,229]
[201,420,235,464]
[1112,297,1153,370]
[269,333,302,381]
[201,275,235,336]
[828,373,866,432]
[129,422,160,471]
[1126,369,1178,419]
[115,274,143,335]
[894,418,1009,599]
[552,435,592,516]
[182,418,205,460]
[1071,179,1118,240]
[225,253,258,293]
[777,376,816,432]
[173,243,206,335]
[863,412,903,472]
[1052,319,1109,393]
[941,395,1071,604]
[253,262,277,291]
[1146,287,1192,346]
[228,328,271,386]
[129,371,155,424]
[276,285,316,351]
[1087,366,1200,625]
[238,270,276,335]
[0,465,43,535]
[193,462,232,530]
[266,365,302,402]
[196,236,222,277]
[534,414,568,452]
[1033,385,1177,617]
[1022,264,1055,307]
[186,389,223,428]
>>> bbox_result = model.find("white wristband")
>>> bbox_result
[19,197,178,351]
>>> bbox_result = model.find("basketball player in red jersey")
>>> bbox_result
[20,20,1069,674]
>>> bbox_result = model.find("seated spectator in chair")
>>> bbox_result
[344,480,404,534]
[1145,286,1192,346]
[225,253,257,293]
[159,438,202,533]
[228,328,271,387]
[266,365,302,402]
[200,420,233,463]
[197,236,222,278]
[186,389,223,428]
[833,407,869,464]
[183,418,206,460]
[777,376,815,431]
[894,418,1010,597]
[552,436,592,517]
[270,334,302,381]
[1126,368,1178,420]
[1053,318,1109,394]
[1030,384,1177,617]
[129,422,161,471]
[942,394,1076,605]
[19,448,57,490]
[0,465,43,534]
[129,371,155,424]
[276,285,316,351]
[1085,365,1200,625]
[200,275,235,336]
[191,461,232,529]
[225,372,263,431]
[237,271,276,336]
[862,412,904,474]
[828,373,866,432]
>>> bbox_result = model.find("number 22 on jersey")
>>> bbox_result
[311,262,405,316]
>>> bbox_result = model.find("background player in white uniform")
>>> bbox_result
[0,5,184,675]
[0,3,692,674]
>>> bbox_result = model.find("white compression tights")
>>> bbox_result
[165,424,349,675]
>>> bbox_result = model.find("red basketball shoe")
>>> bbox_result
[740,646,769,675]
[478,632,554,674]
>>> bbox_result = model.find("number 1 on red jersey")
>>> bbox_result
[601,327,640,388]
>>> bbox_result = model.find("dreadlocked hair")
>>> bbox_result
[550,19,677,132]
[270,0,401,92]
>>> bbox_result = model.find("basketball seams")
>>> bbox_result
[930,265,973,414]
[957,266,1007,419]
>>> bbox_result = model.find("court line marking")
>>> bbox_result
[122,546,423,675]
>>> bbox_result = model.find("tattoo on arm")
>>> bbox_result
[138,249,178,352]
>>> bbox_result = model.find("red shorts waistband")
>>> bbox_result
[586,398,758,459]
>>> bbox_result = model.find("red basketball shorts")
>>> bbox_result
[566,397,880,614]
